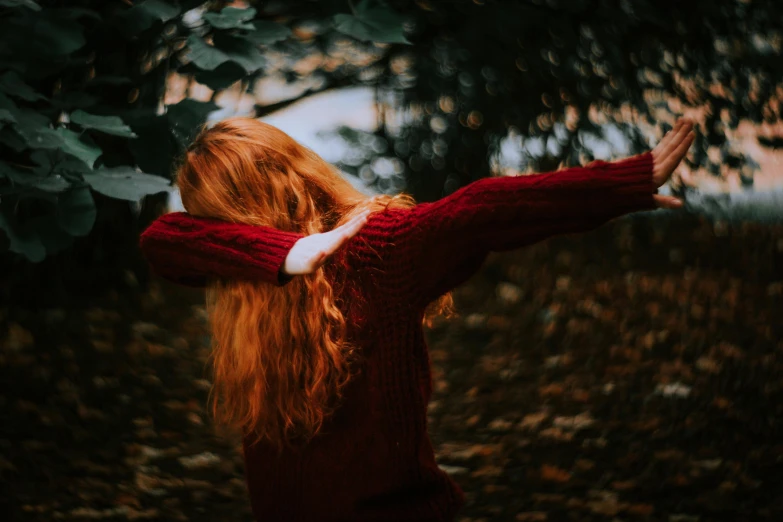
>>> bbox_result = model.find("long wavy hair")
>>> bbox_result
[176,117,452,449]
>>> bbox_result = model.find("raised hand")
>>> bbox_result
[651,119,696,209]
[282,209,372,276]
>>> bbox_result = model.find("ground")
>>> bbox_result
[2,213,782,521]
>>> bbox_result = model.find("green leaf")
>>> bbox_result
[57,186,95,236]
[0,91,15,110]
[244,20,292,45]
[55,128,102,168]
[17,125,64,151]
[0,127,26,152]
[188,33,265,74]
[333,14,371,41]
[29,151,89,191]
[0,71,46,102]
[0,109,17,126]
[204,6,256,30]
[121,0,181,34]
[0,160,33,185]
[33,176,71,193]
[50,155,91,179]
[186,34,231,71]
[364,23,410,45]
[126,113,175,177]
[167,98,218,149]
[137,0,179,22]
[213,33,265,74]
[11,105,48,128]
[2,197,82,258]
[333,0,410,44]
[0,154,79,193]
[55,7,101,20]
[70,110,137,138]
[0,211,46,262]
[193,61,247,90]
[28,14,86,55]
[0,0,41,11]
[82,167,171,201]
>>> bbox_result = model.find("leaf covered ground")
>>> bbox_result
[2,213,782,521]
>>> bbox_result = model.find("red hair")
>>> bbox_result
[176,117,451,448]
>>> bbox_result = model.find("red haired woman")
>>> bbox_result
[140,117,694,521]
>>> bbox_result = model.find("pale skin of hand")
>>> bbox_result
[281,119,696,276]
[650,118,696,209]
[281,209,371,276]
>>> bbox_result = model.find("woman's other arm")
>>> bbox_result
[391,120,695,303]
[140,213,303,287]
[140,210,370,287]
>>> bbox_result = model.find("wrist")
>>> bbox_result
[277,266,294,284]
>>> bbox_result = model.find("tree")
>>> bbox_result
[1,0,780,292]
[355,0,783,201]
[0,0,409,265]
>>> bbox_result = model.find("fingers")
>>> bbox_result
[673,130,696,162]
[337,209,371,241]
[286,210,373,274]
[652,119,696,187]
[660,130,695,174]
[653,194,684,209]
[321,209,371,257]
[653,119,684,159]
[658,119,692,161]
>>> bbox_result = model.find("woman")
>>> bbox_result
[140,117,694,521]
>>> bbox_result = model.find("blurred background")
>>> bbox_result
[1,0,782,520]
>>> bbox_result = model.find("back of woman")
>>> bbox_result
[240,242,465,521]
[169,117,465,521]
[141,116,694,521]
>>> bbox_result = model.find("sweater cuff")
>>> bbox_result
[239,227,302,286]
[202,225,303,287]
[595,152,657,212]
[139,213,304,288]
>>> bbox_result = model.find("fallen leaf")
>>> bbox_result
[540,464,571,483]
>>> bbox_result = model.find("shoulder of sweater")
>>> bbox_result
[143,212,203,237]
[156,211,234,230]
[361,206,425,239]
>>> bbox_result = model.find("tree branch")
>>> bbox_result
[252,75,357,118]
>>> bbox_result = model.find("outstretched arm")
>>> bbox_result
[391,120,695,303]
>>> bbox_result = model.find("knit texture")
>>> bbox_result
[140,215,303,287]
[139,153,656,522]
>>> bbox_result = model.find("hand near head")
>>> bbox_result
[650,118,696,209]
[282,209,371,276]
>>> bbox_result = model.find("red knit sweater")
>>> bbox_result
[139,153,656,522]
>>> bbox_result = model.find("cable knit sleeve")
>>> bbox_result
[393,153,657,304]
[139,212,303,288]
